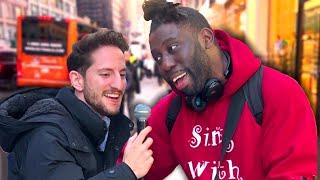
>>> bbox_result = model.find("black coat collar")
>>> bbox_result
[56,88,109,147]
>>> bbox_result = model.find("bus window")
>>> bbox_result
[16,16,97,88]
[22,19,67,56]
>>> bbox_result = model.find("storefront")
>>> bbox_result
[267,0,297,74]
[300,0,320,120]
[268,0,320,124]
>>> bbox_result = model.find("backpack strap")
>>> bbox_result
[220,88,246,161]
[166,95,182,133]
[213,86,246,180]
[243,65,264,125]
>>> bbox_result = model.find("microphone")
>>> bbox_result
[134,104,151,134]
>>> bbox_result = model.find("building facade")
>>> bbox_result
[0,0,27,48]
[76,0,112,28]
[111,0,150,59]
[27,0,77,18]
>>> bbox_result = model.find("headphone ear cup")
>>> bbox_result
[202,79,224,102]
[186,95,207,112]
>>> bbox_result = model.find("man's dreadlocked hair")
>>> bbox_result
[142,0,211,33]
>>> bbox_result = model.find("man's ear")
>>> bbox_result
[69,70,84,91]
[199,28,215,49]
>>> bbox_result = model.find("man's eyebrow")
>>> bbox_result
[98,68,126,72]
[151,37,178,53]
[97,68,112,71]
[162,37,177,45]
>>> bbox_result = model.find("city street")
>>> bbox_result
[128,76,169,111]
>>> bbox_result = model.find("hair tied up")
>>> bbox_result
[143,0,181,21]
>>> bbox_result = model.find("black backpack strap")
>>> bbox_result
[220,88,246,161]
[166,95,182,133]
[243,65,264,125]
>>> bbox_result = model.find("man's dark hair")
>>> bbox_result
[67,28,129,75]
[142,0,211,33]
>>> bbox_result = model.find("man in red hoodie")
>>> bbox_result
[142,0,317,179]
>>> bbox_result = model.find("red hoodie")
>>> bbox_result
[145,30,317,180]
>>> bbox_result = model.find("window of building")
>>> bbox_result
[5,4,15,20]
[41,0,49,5]
[56,0,63,10]
[41,8,49,15]
[0,3,2,17]
[51,11,60,18]
[15,7,22,18]
[0,24,4,39]
[31,4,39,16]
[64,2,70,13]
[8,26,15,39]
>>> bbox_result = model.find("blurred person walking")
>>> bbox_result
[125,51,141,128]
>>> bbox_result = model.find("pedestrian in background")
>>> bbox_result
[125,50,141,128]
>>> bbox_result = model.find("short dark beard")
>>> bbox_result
[83,88,108,116]
[183,41,212,96]
[82,80,119,117]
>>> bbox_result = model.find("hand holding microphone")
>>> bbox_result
[123,104,153,179]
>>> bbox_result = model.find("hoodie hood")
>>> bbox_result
[0,88,59,152]
[214,30,261,99]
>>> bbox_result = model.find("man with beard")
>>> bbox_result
[0,29,153,179]
[142,0,317,180]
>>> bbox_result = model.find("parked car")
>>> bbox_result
[0,49,16,89]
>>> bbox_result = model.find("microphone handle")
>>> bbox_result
[137,118,147,134]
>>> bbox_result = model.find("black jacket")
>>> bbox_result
[0,87,135,180]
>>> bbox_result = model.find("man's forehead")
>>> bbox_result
[149,23,184,47]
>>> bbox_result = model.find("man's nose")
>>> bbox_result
[161,54,176,72]
[110,73,124,90]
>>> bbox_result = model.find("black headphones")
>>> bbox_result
[186,51,231,111]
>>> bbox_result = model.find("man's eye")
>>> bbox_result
[153,55,162,62]
[100,74,110,77]
[168,44,178,53]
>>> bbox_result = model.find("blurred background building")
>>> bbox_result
[76,0,113,28]
[27,0,77,18]
[112,0,150,59]
[0,0,27,48]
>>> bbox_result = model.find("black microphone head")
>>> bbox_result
[134,104,151,133]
